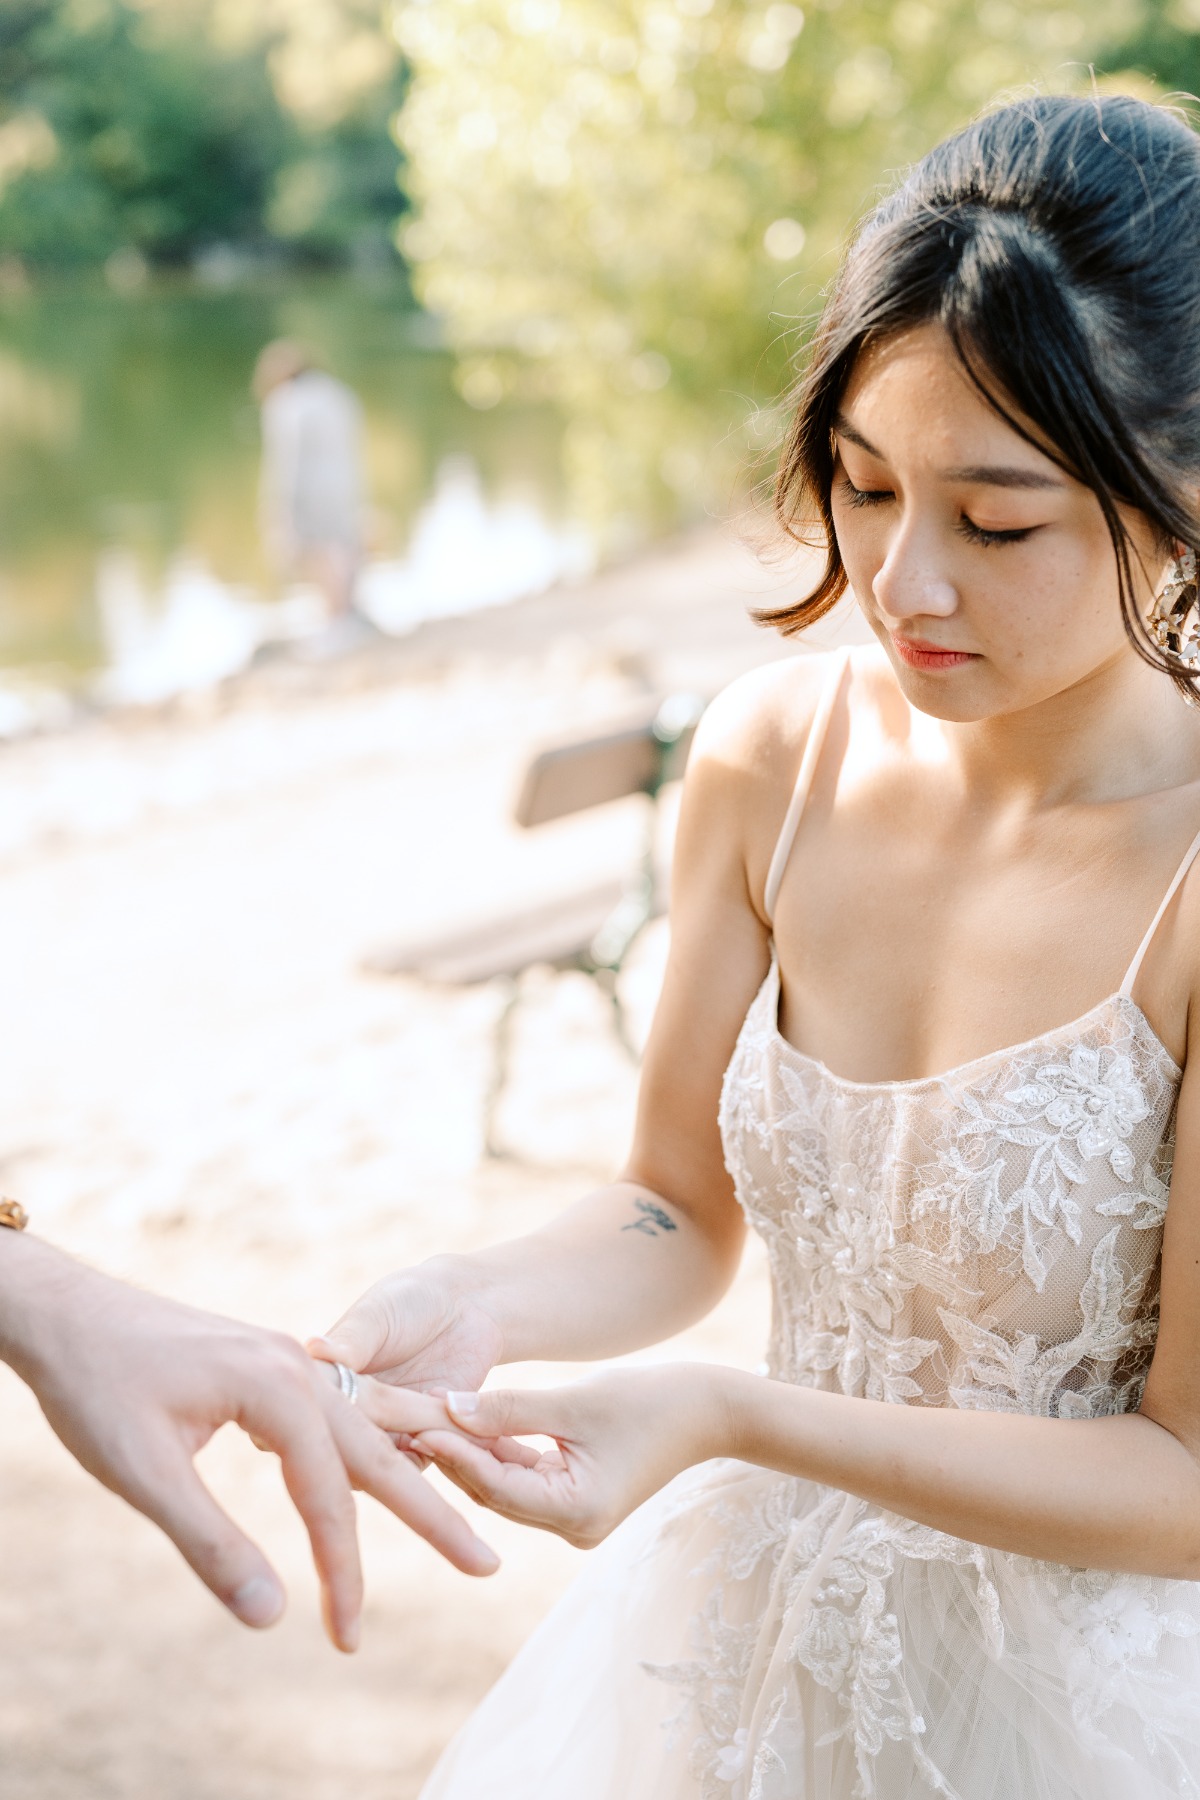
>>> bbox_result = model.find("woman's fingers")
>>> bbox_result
[486,1434,544,1468]
[349,1374,565,1469]
[415,1429,571,1530]
[393,1422,542,1469]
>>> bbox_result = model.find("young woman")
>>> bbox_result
[317,94,1200,1797]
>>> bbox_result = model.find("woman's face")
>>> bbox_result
[830,322,1167,720]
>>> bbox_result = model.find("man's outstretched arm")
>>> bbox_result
[0,1226,498,1652]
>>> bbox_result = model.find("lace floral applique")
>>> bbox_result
[1007,1045,1152,1171]
[646,1485,998,1800]
[790,1511,1003,1799]
[1097,1158,1172,1232]
[921,1041,1154,1290]
[1047,1567,1200,1790]
[940,1226,1159,1418]
[775,1176,946,1402]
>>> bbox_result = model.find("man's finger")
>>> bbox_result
[245,1384,364,1654]
[355,1381,451,1439]
[336,1410,500,1575]
[356,1382,535,1466]
[134,1449,287,1630]
[446,1387,568,1441]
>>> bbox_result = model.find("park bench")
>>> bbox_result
[362,692,704,1155]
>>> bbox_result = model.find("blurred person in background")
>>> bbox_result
[253,339,369,645]
[0,1202,497,1653]
[313,94,1200,1799]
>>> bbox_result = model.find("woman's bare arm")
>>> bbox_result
[316,658,828,1383]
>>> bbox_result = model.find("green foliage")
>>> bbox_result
[0,0,290,266]
[1093,0,1200,100]
[266,67,411,271]
[0,0,407,271]
[393,0,1135,531]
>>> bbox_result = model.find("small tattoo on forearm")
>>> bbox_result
[621,1197,678,1238]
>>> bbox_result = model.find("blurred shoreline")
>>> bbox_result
[0,447,599,733]
[0,522,861,870]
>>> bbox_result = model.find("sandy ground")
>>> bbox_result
[0,525,854,1799]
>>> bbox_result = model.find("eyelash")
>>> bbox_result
[837,477,1037,549]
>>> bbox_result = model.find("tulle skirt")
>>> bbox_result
[419,1459,1200,1800]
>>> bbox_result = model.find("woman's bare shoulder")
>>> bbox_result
[690,650,846,780]
[673,650,864,911]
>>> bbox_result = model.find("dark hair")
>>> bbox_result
[762,92,1200,701]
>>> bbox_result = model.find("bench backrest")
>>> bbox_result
[514,694,704,828]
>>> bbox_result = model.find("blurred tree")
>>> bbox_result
[393,0,1138,533]
[266,67,411,271]
[1093,0,1200,97]
[0,0,291,267]
[176,0,413,269]
[0,0,407,273]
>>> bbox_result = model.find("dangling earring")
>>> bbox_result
[1148,547,1200,663]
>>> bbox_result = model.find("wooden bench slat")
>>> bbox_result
[514,719,663,827]
[362,878,629,986]
[514,704,699,828]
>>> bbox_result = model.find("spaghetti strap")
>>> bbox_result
[1119,821,1200,997]
[763,649,851,925]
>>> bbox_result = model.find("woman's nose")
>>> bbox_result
[872,525,958,623]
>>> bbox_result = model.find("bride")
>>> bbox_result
[315,93,1200,1797]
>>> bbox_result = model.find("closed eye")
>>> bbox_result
[840,478,1039,547]
[956,518,1038,549]
[839,476,893,509]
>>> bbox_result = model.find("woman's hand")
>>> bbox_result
[404,1366,730,1549]
[309,1257,505,1400]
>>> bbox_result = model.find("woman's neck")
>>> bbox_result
[931,651,1200,812]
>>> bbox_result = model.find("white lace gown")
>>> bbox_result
[421,656,1200,1800]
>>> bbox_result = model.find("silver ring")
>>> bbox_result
[334,1361,359,1407]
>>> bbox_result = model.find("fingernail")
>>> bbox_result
[340,1613,362,1654]
[447,1391,479,1417]
[474,1539,501,1574]
[305,1336,334,1358]
[232,1576,284,1629]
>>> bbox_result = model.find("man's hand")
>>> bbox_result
[0,1234,498,1653]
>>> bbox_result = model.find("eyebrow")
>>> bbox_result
[833,414,1065,491]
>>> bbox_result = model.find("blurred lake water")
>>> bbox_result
[0,275,594,702]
